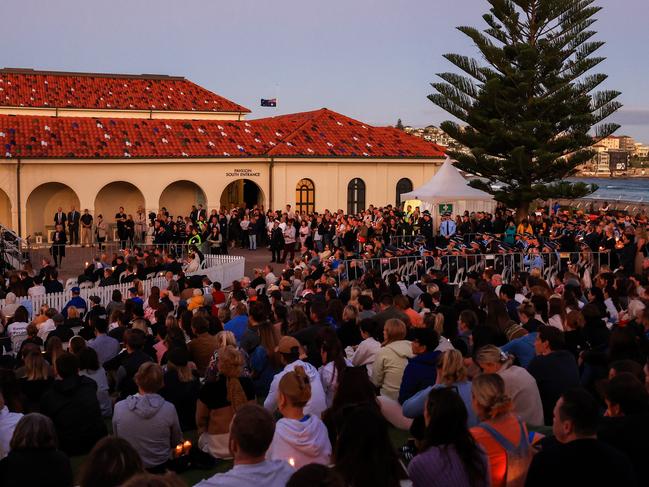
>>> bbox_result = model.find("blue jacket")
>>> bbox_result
[501,332,537,368]
[62,296,87,318]
[402,380,478,427]
[398,350,441,404]
[225,314,249,343]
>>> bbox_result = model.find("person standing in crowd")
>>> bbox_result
[95,214,107,250]
[115,206,128,250]
[79,209,93,247]
[270,220,284,263]
[135,206,147,243]
[53,206,67,231]
[51,223,66,268]
[67,206,80,246]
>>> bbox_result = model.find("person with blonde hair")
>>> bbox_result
[196,346,255,459]
[112,362,182,471]
[371,319,413,430]
[266,366,332,469]
[403,349,478,427]
[470,374,534,487]
[372,319,412,401]
[475,345,544,426]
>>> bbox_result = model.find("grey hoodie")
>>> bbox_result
[112,393,182,468]
[267,414,332,469]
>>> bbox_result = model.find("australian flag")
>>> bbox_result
[261,98,277,107]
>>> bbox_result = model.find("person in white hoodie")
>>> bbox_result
[112,362,182,470]
[264,336,327,418]
[267,366,332,469]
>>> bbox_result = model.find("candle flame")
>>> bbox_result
[288,457,295,467]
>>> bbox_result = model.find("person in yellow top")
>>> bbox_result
[516,218,534,235]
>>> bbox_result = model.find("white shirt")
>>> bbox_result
[7,321,29,352]
[350,337,381,377]
[28,285,46,297]
[319,358,352,408]
[0,406,23,459]
[37,319,56,341]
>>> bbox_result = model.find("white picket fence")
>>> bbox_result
[1,255,245,318]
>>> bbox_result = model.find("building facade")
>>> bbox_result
[0,69,444,240]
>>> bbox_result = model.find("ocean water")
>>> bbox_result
[569,178,649,203]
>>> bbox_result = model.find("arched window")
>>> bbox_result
[347,178,366,215]
[396,178,413,206]
[296,178,315,214]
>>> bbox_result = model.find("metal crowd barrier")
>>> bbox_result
[335,251,613,288]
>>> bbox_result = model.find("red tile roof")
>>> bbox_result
[0,108,445,159]
[0,69,249,113]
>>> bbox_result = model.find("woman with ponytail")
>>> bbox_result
[470,374,537,487]
[267,366,332,469]
[196,346,255,459]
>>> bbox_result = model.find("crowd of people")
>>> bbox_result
[0,200,648,486]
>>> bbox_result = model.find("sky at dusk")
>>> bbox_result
[3,0,649,140]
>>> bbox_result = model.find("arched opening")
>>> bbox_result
[0,188,11,228]
[220,179,264,210]
[26,182,80,241]
[94,182,145,241]
[396,178,413,207]
[159,180,207,219]
[295,178,315,214]
[347,178,366,215]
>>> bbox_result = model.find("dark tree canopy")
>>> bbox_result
[396,118,404,130]
[429,0,621,220]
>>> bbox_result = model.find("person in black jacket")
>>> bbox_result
[51,224,67,268]
[39,352,107,456]
[293,301,329,368]
[528,326,580,425]
[0,413,73,487]
[159,346,200,431]
[107,329,153,400]
[269,220,284,263]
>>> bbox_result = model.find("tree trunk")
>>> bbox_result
[516,202,530,224]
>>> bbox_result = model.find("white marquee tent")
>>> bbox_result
[400,157,496,231]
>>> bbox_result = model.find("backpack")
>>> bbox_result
[478,418,531,487]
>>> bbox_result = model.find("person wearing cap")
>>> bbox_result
[61,287,87,319]
[266,366,332,469]
[439,213,456,244]
[264,336,327,418]
[128,287,143,307]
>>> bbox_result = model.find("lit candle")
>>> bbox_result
[175,444,183,457]
[183,440,192,454]
[85,261,89,267]
[288,457,295,468]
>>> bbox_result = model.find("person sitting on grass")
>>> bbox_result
[195,404,294,487]
[267,366,332,469]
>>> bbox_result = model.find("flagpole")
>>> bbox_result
[275,83,279,110]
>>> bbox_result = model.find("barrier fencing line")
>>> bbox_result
[336,251,611,288]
